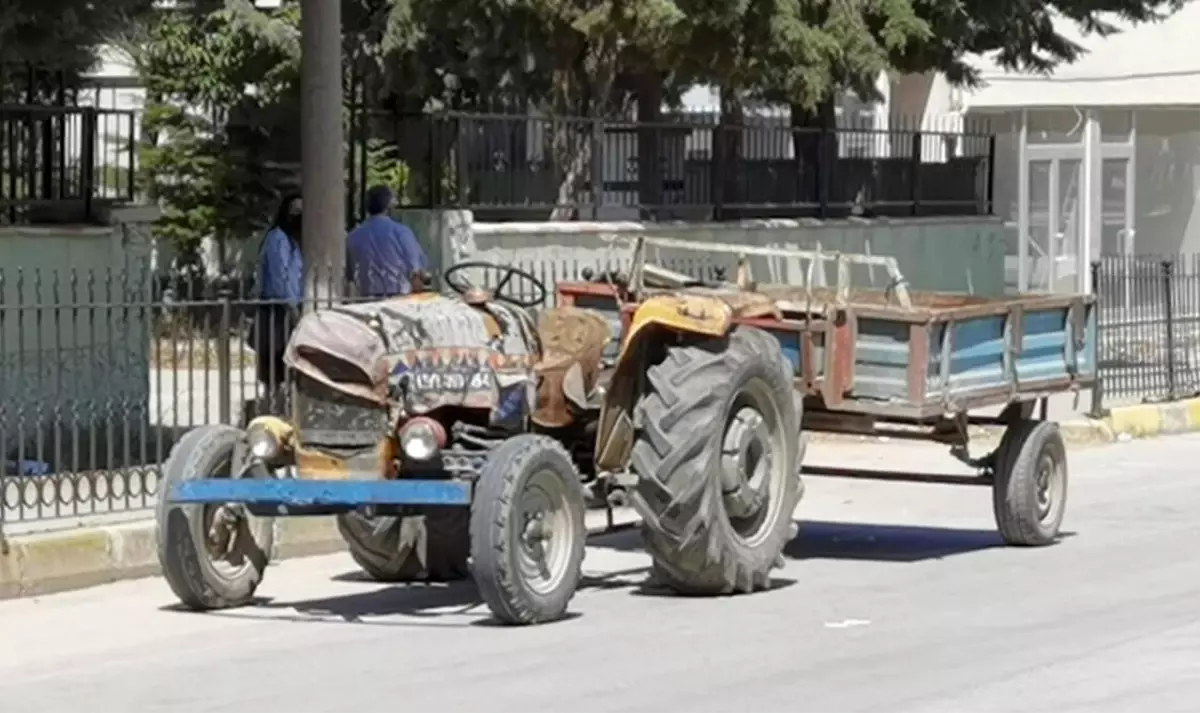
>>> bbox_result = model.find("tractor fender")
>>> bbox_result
[593,294,733,471]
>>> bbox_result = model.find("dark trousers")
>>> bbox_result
[252,304,295,413]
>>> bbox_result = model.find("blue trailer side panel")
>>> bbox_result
[925,301,1096,403]
[850,318,912,401]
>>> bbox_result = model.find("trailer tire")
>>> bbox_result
[992,419,1068,546]
[470,435,586,625]
[631,326,802,595]
[335,509,469,582]
[156,425,275,611]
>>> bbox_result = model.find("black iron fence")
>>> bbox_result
[0,262,583,528]
[349,110,995,223]
[1093,254,1200,410]
[0,105,138,225]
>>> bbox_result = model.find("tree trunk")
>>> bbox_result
[636,72,663,220]
[790,97,835,218]
[547,45,618,222]
[713,88,743,220]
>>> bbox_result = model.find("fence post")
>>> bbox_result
[216,275,233,425]
[817,123,832,219]
[1089,259,1105,418]
[1162,258,1178,402]
[986,135,997,215]
[80,107,97,222]
[908,131,923,217]
[712,122,725,221]
[590,117,604,220]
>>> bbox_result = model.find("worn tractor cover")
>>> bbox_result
[285,294,540,421]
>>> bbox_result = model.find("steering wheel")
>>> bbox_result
[442,261,549,308]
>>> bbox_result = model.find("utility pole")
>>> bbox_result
[299,0,345,305]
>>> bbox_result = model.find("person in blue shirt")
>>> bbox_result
[346,185,429,298]
[253,193,304,397]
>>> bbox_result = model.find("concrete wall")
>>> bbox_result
[401,210,1009,299]
[0,207,156,473]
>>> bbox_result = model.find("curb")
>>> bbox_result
[0,517,347,600]
[0,508,641,602]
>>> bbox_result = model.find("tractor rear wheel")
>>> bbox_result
[336,508,469,582]
[631,326,802,595]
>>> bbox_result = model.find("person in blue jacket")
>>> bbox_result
[254,193,304,396]
[346,185,429,298]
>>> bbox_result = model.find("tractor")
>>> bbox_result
[156,257,803,625]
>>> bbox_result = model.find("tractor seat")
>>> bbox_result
[531,308,614,428]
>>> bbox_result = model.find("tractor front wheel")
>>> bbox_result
[469,435,587,625]
[156,425,275,611]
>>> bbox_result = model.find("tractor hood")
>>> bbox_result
[283,294,538,415]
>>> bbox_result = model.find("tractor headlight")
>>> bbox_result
[246,424,281,462]
[398,418,443,461]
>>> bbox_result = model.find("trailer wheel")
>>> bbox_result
[631,326,802,595]
[992,420,1068,546]
[470,434,586,625]
[336,508,469,582]
[156,425,275,610]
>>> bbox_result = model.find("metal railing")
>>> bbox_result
[1093,254,1200,411]
[0,105,138,225]
[349,109,996,223]
[0,262,622,528]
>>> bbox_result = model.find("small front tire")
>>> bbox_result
[156,425,275,610]
[992,419,1068,546]
[469,434,587,625]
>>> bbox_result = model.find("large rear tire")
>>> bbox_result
[335,508,469,582]
[631,326,802,595]
[156,425,275,610]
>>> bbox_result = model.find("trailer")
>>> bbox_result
[557,235,1096,547]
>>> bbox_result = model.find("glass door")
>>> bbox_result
[1100,156,1136,311]
[1022,151,1085,293]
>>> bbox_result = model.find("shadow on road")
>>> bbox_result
[591,518,1058,564]
[787,520,1006,563]
[173,529,658,628]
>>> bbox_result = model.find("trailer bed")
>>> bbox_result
[556,236,1096,427]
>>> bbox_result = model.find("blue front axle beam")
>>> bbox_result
[169,478,473,509]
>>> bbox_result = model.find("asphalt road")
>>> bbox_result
[3,434,1199,713]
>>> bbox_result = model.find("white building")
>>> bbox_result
[897,6,1200,295]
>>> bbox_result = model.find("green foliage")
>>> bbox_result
[131,0,1187,246]
[0,0,157,70]
[894,0,1186,84]
[361,138,412,202]
[137,1,301,268]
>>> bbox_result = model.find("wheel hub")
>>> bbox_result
[516,469,573,596]
[1035,454,1056,521]
[721,406,773,520]
[205,503,244,558]
[523,511,553,545]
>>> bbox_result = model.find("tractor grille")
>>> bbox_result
[293,373,389,447]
